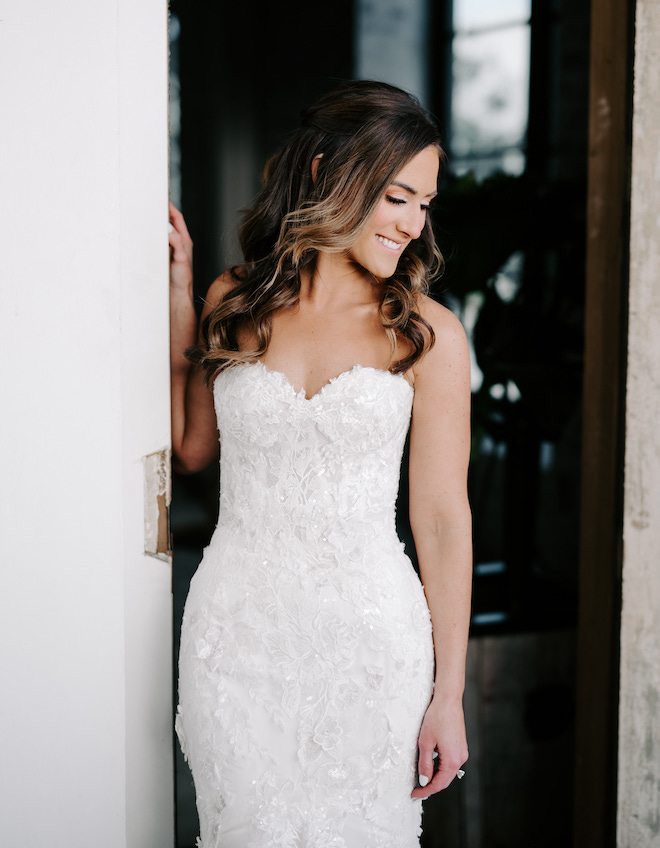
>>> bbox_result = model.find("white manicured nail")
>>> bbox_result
[419,774,429,787]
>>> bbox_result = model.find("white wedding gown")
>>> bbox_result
[176,361,435,848]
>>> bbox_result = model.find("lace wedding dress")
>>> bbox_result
[176,361,435,848]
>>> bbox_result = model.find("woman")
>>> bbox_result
[169,80,472,848]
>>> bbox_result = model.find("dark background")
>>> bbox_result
[168,1,591,845]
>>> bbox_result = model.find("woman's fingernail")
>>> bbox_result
[419,775,429,787]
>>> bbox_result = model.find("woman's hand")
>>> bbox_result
[411,696,468,799]
[169,201,193,294]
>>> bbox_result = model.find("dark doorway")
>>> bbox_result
[168,2,591,845]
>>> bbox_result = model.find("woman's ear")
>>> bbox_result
[311,154,323,185]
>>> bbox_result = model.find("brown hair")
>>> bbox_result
[190,80,446,382]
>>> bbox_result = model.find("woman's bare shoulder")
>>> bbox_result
[418,294,467,348]
[201,267,245,316]
[410,294,470,384]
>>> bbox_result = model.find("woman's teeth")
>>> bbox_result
[376,235,401,251]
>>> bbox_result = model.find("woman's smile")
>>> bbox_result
[375,234,404,252]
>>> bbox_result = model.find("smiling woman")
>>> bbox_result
[184,82,447,389]
[169,80,472,847]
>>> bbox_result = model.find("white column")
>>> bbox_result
[618,1,660,845]
[0,2,173,846]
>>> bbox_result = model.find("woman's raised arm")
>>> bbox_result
[169,203,222,474]
[407,298,473,799]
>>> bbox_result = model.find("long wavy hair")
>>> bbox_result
[190,80,446,383]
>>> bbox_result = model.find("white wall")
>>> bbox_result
[618,1,660,845]
[0,2,173,846]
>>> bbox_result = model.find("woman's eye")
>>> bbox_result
[385,195,406,206]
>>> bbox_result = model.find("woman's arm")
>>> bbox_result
[407,297,473,799]
[169,203,224,474]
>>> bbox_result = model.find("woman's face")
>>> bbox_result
[348,145,440,280]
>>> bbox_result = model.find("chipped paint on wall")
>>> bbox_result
[144,448,172,560]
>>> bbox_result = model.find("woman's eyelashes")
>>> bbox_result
[385,194,432,211]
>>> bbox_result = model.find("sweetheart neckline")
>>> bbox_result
[247,359,413,402]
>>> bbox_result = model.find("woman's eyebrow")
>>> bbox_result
[391,180,438,198]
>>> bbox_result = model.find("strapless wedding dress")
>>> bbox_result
[176,361,434,847]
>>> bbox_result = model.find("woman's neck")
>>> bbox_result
[300,251,380,308]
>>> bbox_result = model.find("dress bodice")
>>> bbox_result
[213,361,414,550]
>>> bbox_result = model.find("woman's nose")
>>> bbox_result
[398,206,426,239]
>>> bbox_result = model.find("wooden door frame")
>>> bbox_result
[575,0,635,844]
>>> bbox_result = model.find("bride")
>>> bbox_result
[169,80,472,847]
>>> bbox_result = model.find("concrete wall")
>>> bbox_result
[618,1,660,845]
[0,2,173,846]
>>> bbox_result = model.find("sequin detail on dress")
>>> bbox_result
[176,362,434,847]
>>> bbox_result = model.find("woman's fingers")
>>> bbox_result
[411,729,437,799]
[434,749,466,791]
[169,202,193,267]
[411,750,467,799]
[169,227,189,263]
[416,743,435,793]
[169,201,189,233]
[169,205,193,291]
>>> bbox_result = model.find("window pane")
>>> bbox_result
[451,24,530,165]
[451,151,526,181]
[454,0,530,31]
[355,0,430,107]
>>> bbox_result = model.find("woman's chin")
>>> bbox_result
[361,258,400,280]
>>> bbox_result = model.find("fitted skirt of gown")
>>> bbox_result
[176,362,435,848]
